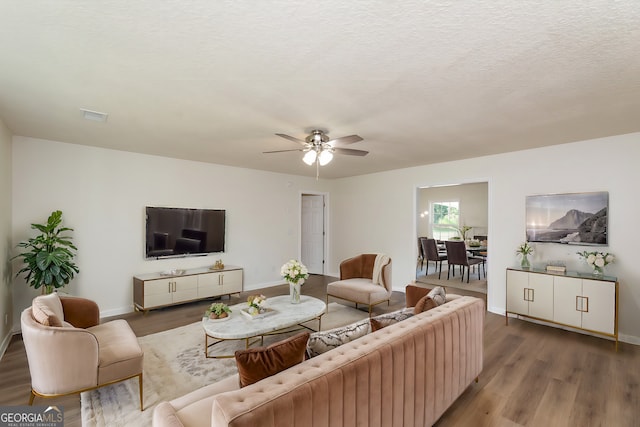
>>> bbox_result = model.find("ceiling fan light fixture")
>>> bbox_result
[318,149,333,166]
[303,150,317,165]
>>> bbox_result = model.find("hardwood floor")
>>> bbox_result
[1,275,637,426]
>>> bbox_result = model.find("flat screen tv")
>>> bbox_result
[145,207,225,259]
[525,191,608,245]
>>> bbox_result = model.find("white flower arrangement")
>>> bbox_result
[577,250,614,271]
[280,259,309,285]
[516,242,534,257]
[247,294,267,315]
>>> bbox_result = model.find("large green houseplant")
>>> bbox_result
[13,210,79,294]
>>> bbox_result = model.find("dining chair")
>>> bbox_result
[417,237,427,272]
[445,240,484,283]
[421,238,447,279]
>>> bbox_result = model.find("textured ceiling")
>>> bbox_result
[1,1,639,179]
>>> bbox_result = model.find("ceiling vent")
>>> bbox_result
[80,108,108,122]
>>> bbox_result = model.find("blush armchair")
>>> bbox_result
[20,293,144,410]
[326,254,392,316]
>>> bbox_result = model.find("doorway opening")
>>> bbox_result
[300,193,327,275]
[415,182,489,296]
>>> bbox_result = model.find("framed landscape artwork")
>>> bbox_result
[525,191,608,245]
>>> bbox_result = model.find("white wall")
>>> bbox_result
[0,119,12,356]
[10,132,640,344]
[330,133,639,343]
[417,182,488,238]
[11,137,330,323]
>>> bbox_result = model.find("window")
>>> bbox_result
[430,201,459,240]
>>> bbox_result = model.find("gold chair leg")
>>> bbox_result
[29,389,36,405]
[138,373,144,411]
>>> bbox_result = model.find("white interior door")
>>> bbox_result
[301,194,324,274]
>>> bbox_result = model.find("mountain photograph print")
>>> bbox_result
[526,192,608,245]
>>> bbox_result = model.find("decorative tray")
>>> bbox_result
[240,308,276,320]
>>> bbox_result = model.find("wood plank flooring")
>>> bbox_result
[1,275,637,426]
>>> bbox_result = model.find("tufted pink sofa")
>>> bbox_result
[153,296,484,427]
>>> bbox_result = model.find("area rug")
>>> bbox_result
[416,272,487,295]
[81,302,368,426]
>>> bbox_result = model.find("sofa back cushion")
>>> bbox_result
[340,254,377,280]
[32,293,64,327]
[235,332,309,387]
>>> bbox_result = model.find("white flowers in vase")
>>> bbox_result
[280,259,309,285]
[577,251,614,274]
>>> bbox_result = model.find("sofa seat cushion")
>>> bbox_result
[327,278,390,304]
[88,319,143,384]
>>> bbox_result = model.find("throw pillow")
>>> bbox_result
[31,293,64,327]
[370,318,385,332]
[306,319,370,359]
[370,308,414,330]
[414,286,446,315]
[235,332,310,388]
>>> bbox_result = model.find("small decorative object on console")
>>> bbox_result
[545,264,567,274]
[210,259,225,270]
[246,294,267,315]
[281,259,309,304]
[516,242,534,269]
[577,250,614,275]
[205,302,231,320]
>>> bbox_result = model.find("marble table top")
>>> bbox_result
[202,295,326,339]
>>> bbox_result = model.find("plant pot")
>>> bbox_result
[289,282,301,304]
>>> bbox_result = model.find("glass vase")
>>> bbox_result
[290,282,301,304]
[520,254,530,269]
[592,265,604,276]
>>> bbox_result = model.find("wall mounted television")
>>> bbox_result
[525,191,608,245]
[145,206,225,259]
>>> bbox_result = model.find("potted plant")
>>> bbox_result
[205,302,231,319]
[516,241,534,269]
[13,210,79,294]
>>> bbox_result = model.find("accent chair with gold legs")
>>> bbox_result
[326,253,392,316]
[20,293,144,410]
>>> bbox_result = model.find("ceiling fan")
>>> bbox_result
[264,130,368,168]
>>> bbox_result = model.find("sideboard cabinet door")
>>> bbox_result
[581,279,615,335]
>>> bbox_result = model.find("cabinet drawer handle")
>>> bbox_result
[575,296,589,312]
[523,288,534,302]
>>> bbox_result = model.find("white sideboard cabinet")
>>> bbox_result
[134,266,243,312]
[506,267,618,348]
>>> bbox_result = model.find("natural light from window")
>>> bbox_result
[430,201,459,240]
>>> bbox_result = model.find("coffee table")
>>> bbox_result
[202,295,326,358]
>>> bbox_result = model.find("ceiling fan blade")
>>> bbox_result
[263,149,304,154]
[333,147,368,156]
[327,135,363,147]
[275,133,308,146]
